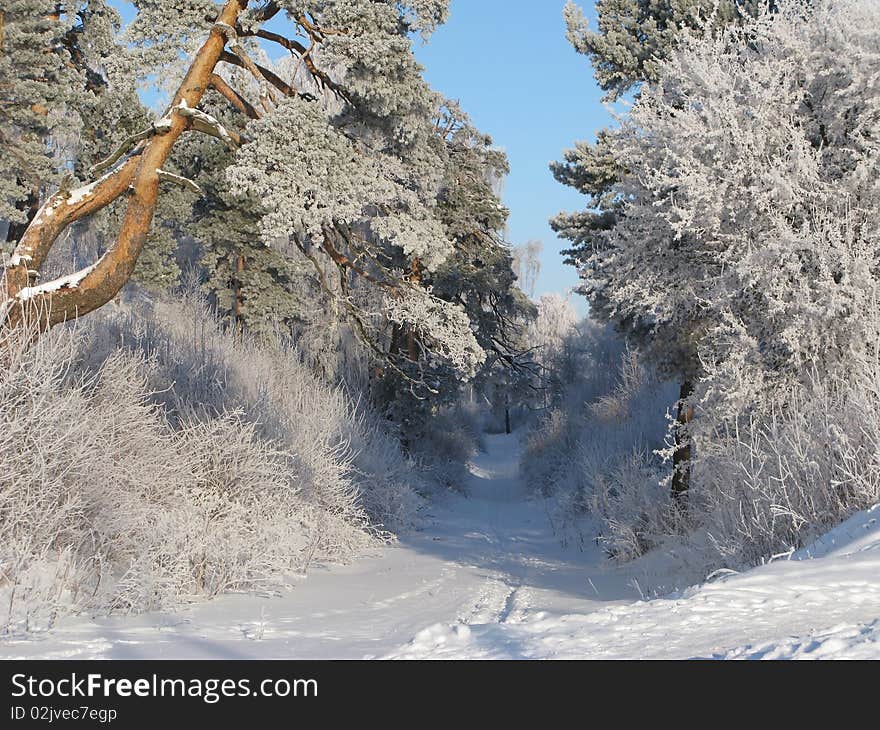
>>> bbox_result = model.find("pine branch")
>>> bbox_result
[156,169,202,195]
[176,101,240,148]
[89,121,171,176]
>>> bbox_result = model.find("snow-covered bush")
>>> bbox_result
[0,295,423,633]
[684,326,880,567]
[523,320,677,552]
[532,314,880,570]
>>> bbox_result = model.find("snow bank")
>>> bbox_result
[386,503,880,660]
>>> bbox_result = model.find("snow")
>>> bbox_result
[2,433,878,660]
[3,254,32,268]
[175,103,234,148]
[16,265,95,300]
[65,180,100,206]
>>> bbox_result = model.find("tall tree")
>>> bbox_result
[553,0,771,500]
[1,1,121,239]
[1,1,486,384]
[557,0,880,500]
[374,101,537,436]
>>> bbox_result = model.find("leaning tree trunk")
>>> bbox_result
[1,0,248,333]
[670,380,695,508]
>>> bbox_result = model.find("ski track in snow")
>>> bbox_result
[3,433,880,660]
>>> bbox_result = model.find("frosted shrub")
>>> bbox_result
[0,295,422,633]
[523,321,677,553]
[686,348,880,568]
[585,449,675,561]
[81,292,423,528]
[341,405,426,533]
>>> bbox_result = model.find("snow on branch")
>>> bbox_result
[156,169,202,195]
[89,120,172,176]
[2,253,32,270]
[15,264,96,301]
[175,100,239,149]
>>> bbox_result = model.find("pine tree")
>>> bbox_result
[562,0,749,101]
[1,1,486,383]
[373,101,536,438]
[1,1,107,238]
[553,0,775,499]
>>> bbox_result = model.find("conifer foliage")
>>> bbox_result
[544,0,880,565]
[0,0,507,385]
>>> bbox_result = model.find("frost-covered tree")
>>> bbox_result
[526,292,579,408]
[553,0,807,498]
[553,0,766,352]
[1,1,69,239]
[561,0,880,498]
[166,87,306,337]
[529,293,578,368]
[429,104,536,388]
[562,0,752,101]
[1,1,192,291]
[1,0,488,383]
[512,239,542,299]
[373,101,536,436]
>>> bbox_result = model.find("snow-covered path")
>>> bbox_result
[3,431,880,659]
[0,432,641,659]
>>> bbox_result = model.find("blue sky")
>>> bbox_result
[414,1,607,310]
[116,1,608,310]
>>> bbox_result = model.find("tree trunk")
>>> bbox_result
[505,406,511,435]
[232,252,245,335]
[405,258,422,363]
[671,380,695,508]
[2,0,247,332]
[406,329,419,363]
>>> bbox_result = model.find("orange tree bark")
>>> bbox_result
[2,0,248,330]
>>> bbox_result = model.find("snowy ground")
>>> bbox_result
[2,432,879,660]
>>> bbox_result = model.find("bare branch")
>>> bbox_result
[209,73,261,120]
[214,22,277,108]
[89,121,171,176]
[156,169,202,195]
[237,26,349,102]
[219,50,300,101]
